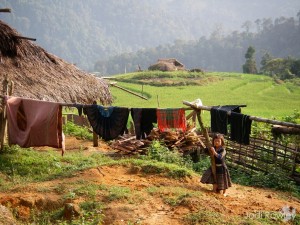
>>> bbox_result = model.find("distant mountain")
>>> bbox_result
[0,0,299,71]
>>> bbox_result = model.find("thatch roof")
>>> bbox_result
[0,20,112,105]
[148,58,186,72]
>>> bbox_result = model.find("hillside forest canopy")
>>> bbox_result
[0,0,299,75]
[96,13,300,76]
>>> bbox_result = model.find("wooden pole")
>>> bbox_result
[93,131,98,147]
[0,8,11,13]
[0,75,13,151]
[196,109,217,183]
[110,83,147,100]
[14,36,36,41]
[183,100,300,129]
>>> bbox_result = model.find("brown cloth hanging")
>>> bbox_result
[6,97,63,148]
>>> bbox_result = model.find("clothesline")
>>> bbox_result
[0,95,193,110]
[0,95,92,107]
[1,95,299,129]
[182,100,300,129]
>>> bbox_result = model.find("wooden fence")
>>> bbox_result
[224,136,300,183]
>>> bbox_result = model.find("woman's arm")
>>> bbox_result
[210,147,226,159]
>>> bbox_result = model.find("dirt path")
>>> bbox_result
[0,137,299,224]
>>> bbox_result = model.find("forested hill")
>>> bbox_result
[96,13,300,75]
[0,0,299,73]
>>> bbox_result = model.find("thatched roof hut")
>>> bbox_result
[148,58,186,72]
[0,20,112,105]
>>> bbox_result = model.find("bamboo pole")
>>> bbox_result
[183,100,300,129]
[93,131,98,147]
[110,83,148,100]
[0,8,11,13]
[0,95,93,107]
[196,109,217,183]
[0,75,13,151]
[14,35,36,41]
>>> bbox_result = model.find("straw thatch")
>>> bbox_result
[148,58,186,72]
[0,20,112,105]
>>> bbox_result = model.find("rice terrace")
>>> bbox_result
[110,71,300,121]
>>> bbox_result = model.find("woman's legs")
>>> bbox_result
[212,184,218,192]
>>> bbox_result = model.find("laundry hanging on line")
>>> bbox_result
[210,105,242,135]
[4,95,254,148]
[6,97,64,149]
[83,105,129,141]
[131,108,157,140]
[230,112,252,145]
[156,108,186,132]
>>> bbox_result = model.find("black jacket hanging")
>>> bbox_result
[83,105,129,141]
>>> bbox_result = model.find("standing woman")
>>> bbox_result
[200,133,232,196]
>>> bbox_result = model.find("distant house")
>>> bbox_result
[148,58,186,72]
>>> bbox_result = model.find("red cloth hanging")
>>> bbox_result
[156,108,186,132]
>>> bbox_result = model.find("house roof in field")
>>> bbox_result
[157,58,185,67]
[0,20,112,105]
[148,58,186,71]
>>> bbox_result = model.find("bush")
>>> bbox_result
[230,166,300,195]
[145,140,193,169]
[63,121,93,140]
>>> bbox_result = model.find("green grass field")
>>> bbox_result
[109,71,300,124]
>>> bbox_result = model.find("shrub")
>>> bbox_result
[63,121,93,140]
[145,140,193,169]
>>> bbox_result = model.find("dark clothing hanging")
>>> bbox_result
[76,105,83,116]
[230,112,252,145]
[83,105,129,141]
[131,108,157,140]
[210,105,242,135]
[210,107,228,134]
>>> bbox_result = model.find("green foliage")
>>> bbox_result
[250,121,273,139]
[2,1,299,73]
[192,154,211,173]
[111,71,220,87]
[97,12,300,75]
[30,201,105,225]
[184,210,223,225]
[106,186,131,202]
[260,57,300,80]
[63,120,93,140]
[111,72,300,125]
[145,140,193,169]
[0,145,113,188]
[243,46,258,74]
[293,214,300,225]
[282,109,300,124]
[251,167,298,192]
[230,167,300,195]
[245,46,256,59]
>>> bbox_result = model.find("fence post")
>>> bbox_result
[0,75,13,151]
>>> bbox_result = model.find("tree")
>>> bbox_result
[260,51,273,74]
[243,46,257,74]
